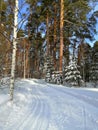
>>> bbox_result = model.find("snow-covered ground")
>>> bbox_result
[0,79,98,130]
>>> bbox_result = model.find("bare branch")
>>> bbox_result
[0,31,11,43]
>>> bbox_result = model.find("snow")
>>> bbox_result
[0,79,98,130]
[0,94,9,105]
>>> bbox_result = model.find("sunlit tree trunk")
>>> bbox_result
[72,42,76,60]
[26,41,30,78]
[59,0,64,72]
[25,45,29,78]
[10,0,18,100]
[5,53,8,76]
[16,48,20,77]
[23,39,26,79]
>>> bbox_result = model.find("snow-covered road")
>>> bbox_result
[0,79,98,130]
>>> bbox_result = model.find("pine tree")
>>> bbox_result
[59,0,64,72]
[45,55,55,83]
[52,71,63,84]
[64,59,83,87]
[90,59,98,87]
[78,43,92,82]
[89,41,98,87]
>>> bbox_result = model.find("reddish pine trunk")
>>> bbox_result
[46,12,50,55]
[59,0,64,72]
[53,3,57,70]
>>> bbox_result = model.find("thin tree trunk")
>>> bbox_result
[16,49,20,77]
[46,12,49,55]
[27,42,30,78]
[53,3,57,70]
[73,42,76,60]
[23,39,26,79]
[0,0,2,22]
[59,0,64,72]
[4,53,8,76]
[9,0,18,100]
[25,46,28,78]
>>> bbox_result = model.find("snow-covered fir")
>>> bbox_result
[44,56,63,84]
[64,59,83,86]
[51,71,63,84]
[44,56,55,83]
[89,52,98,87]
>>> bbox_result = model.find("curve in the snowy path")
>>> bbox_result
[38,85,98,130]
[1,80,98,130]
[51,86,98,108]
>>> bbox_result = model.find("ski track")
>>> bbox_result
[50,86,98,108]
[15,98,37,130]
[0,80,98,130]
[18,86,50,130]
[40,84,98,130]
[29,85,50,130]
[0,102,12,130]
[19,96,40,130]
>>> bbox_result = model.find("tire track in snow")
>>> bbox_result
[3,96,37,130]
[17,95,40,130]
[30,101,50,130]
[15,84,39,130]
[29,86,50,130]
[13,97,37,130]
[29,100,44,130]
[38,87,62,130]
[50,86,98,108]
[14,84,49,130]
[4,85,39,130]
[44,86,98,130]
[0,103,12,129]
[39,103,50,130]
[41,86,66,130]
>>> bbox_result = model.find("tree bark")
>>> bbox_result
[9,0,18,100]
[59,0,64,72]
[23,39,26,79]
[46,12,49,55]
[53,3,57,70]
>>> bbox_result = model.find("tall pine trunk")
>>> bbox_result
[59,0,64,72]
[23,39,26,79]
[9,0,18,100]
[46,12,49,55]
[53,3,57,70]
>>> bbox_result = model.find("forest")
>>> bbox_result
[0,0,98,99]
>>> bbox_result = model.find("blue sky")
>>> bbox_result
[87,1,98,46]
[18,0,98,47]
[94,3,98,42]
[18,0,29,30]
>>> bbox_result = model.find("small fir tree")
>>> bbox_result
[64,59,83,86]
[45,56,55,83]
[89,52,98,87]
[51,71,63,84]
